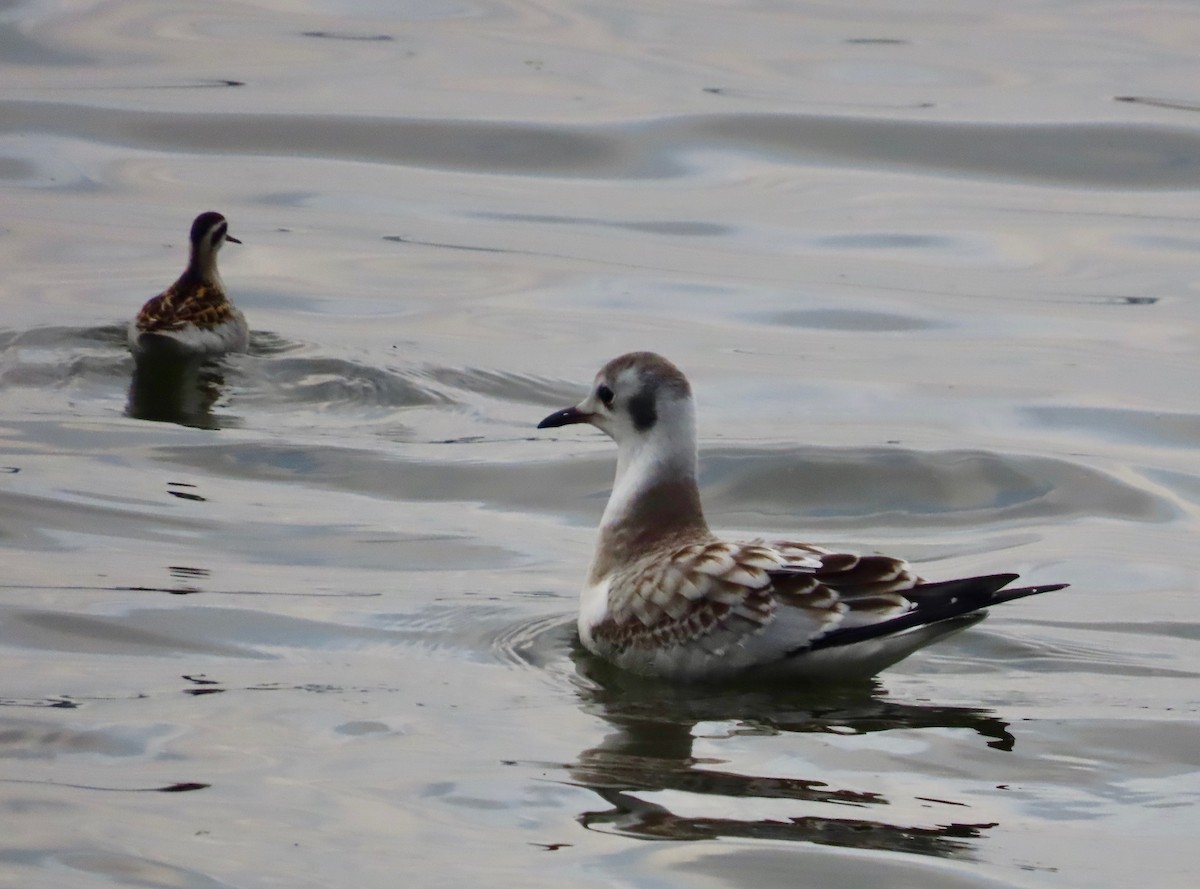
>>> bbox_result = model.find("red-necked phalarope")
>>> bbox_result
[129,211,248,357]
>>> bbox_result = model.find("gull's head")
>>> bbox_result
[189,211,241,259]
[538,352,695,455]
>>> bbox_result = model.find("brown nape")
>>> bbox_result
[601,352,691,399]
[589,476,711,582]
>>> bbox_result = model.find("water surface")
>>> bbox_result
[2,2,1198,888]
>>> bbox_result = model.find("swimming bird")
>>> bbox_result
[128,211,248,357]
[538,351,1066,682]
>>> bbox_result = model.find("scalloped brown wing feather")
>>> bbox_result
[591,540,924,656]
[135,282,236,333]
[776,545,919,623]
[592,540,844,653]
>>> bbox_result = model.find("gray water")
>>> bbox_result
[2,1,1198,887]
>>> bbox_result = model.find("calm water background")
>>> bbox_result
[2,1,1199,886]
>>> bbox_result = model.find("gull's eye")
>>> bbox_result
[597,384,615,407]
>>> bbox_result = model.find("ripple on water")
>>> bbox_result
[1024,405,1200,450]
[0,324,126,354]
[7,103,1200,187]
[0,323,472,432]
[487,611,577,675]
[44,852,228,889]
[198,438,1170,536]
[473,210,732,238]
[664,847,1022,889]
[0,717,172,759]
[352,604,583,697]
[758,308,943,332]
[699,446,1174,526]
[0,610,265,659]
[234,355,452,411]
[0,102,639,177]
[422,364,584,407]
[1144,468,1200,510]
[0,157,36,181]
[933,623,1200,681]
[0,604,559,665]
[0,325,134,419]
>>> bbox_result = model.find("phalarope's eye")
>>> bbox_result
[597,384,615,406]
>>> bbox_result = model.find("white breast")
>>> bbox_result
[576,577,611,650]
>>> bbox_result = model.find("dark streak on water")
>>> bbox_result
[1115,95,1200,113]
[302,31,395,42]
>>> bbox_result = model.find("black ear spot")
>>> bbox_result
[628,389,657,431]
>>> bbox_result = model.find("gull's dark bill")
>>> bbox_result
[538,406,590,429]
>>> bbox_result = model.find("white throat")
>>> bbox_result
[599,398,700,530]
[189,244,223,285]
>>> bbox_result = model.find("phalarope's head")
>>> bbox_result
[186,211,240,280]
[190,211,239,252]
[538,351,696,453]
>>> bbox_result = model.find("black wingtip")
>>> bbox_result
[802,573,1067,654]
[990,582,1069,605]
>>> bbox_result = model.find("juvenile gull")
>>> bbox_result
[538,351,1066,682]
[129,211,248,357]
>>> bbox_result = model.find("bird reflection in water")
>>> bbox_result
[563,652,1014,858]
[125,351,228,430]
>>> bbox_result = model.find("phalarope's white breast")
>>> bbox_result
[538,351,1067,682]
[129,211,248,357]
